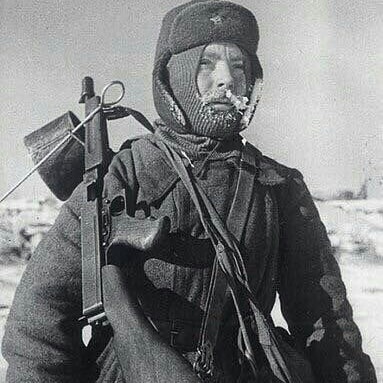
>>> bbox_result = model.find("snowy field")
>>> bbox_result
[0,198,382,381]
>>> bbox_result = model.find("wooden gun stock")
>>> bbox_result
[102,265,199,383]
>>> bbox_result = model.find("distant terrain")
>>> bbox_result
[0,197,382,381]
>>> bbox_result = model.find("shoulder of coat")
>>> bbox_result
[115,134,162,171]
[119,133,153,151]
[120,134,179,205]
[244,141,304,186]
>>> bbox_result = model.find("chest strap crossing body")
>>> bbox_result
[157,139,296,383]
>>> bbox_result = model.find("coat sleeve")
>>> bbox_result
[1,185,86,383]
[1,149,136,383]
[276,171,377,383]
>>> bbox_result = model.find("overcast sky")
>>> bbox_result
[0,0,381,200]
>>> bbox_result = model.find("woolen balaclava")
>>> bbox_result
[167,44,253,139]
[152,0,263,153]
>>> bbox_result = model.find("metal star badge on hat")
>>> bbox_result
[210,15,223,25]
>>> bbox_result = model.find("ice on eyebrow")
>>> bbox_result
[201,51,220,60]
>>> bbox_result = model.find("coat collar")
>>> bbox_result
[130,135,289,206]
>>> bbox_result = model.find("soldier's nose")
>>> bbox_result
[215,61,234,90]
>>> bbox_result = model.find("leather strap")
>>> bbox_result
[151,318,201,352]
[157,140,258,378]
[195,144,297,383]
[157,139,295,383]
[227,141,258,241]
[197,140,259,375]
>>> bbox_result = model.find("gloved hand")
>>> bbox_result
[102,264,200,383]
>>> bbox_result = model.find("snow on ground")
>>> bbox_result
[0,198,382,381]
[0,261,26,382]
[325,199,383,258]
[318,200,383,381]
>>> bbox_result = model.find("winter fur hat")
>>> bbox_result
[152,0,263,135]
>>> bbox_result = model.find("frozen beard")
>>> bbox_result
[167,45,252,139]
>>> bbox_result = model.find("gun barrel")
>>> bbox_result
[79,76,95,104]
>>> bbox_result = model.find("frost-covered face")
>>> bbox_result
[197,43,248,112]
[166,42,254,139]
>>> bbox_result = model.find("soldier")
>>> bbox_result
[2,1,377,382]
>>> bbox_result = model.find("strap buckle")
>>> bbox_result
[193,340,215,380]
[169,320,180,348]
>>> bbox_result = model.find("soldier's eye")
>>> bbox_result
[199,58,213,67]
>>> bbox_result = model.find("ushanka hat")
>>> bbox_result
[153,0,263,135]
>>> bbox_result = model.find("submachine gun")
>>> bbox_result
[77,77,170,326]
[2,77,170,327]
[77,77,171,326]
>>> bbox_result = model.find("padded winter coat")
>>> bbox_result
[2,134,377,382]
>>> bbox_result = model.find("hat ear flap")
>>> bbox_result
[152,51,187,129]
[239,55,263,129]
[239,77,263,129]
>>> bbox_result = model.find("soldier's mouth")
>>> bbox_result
[209,99,233,111]
[200,89,249,113]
